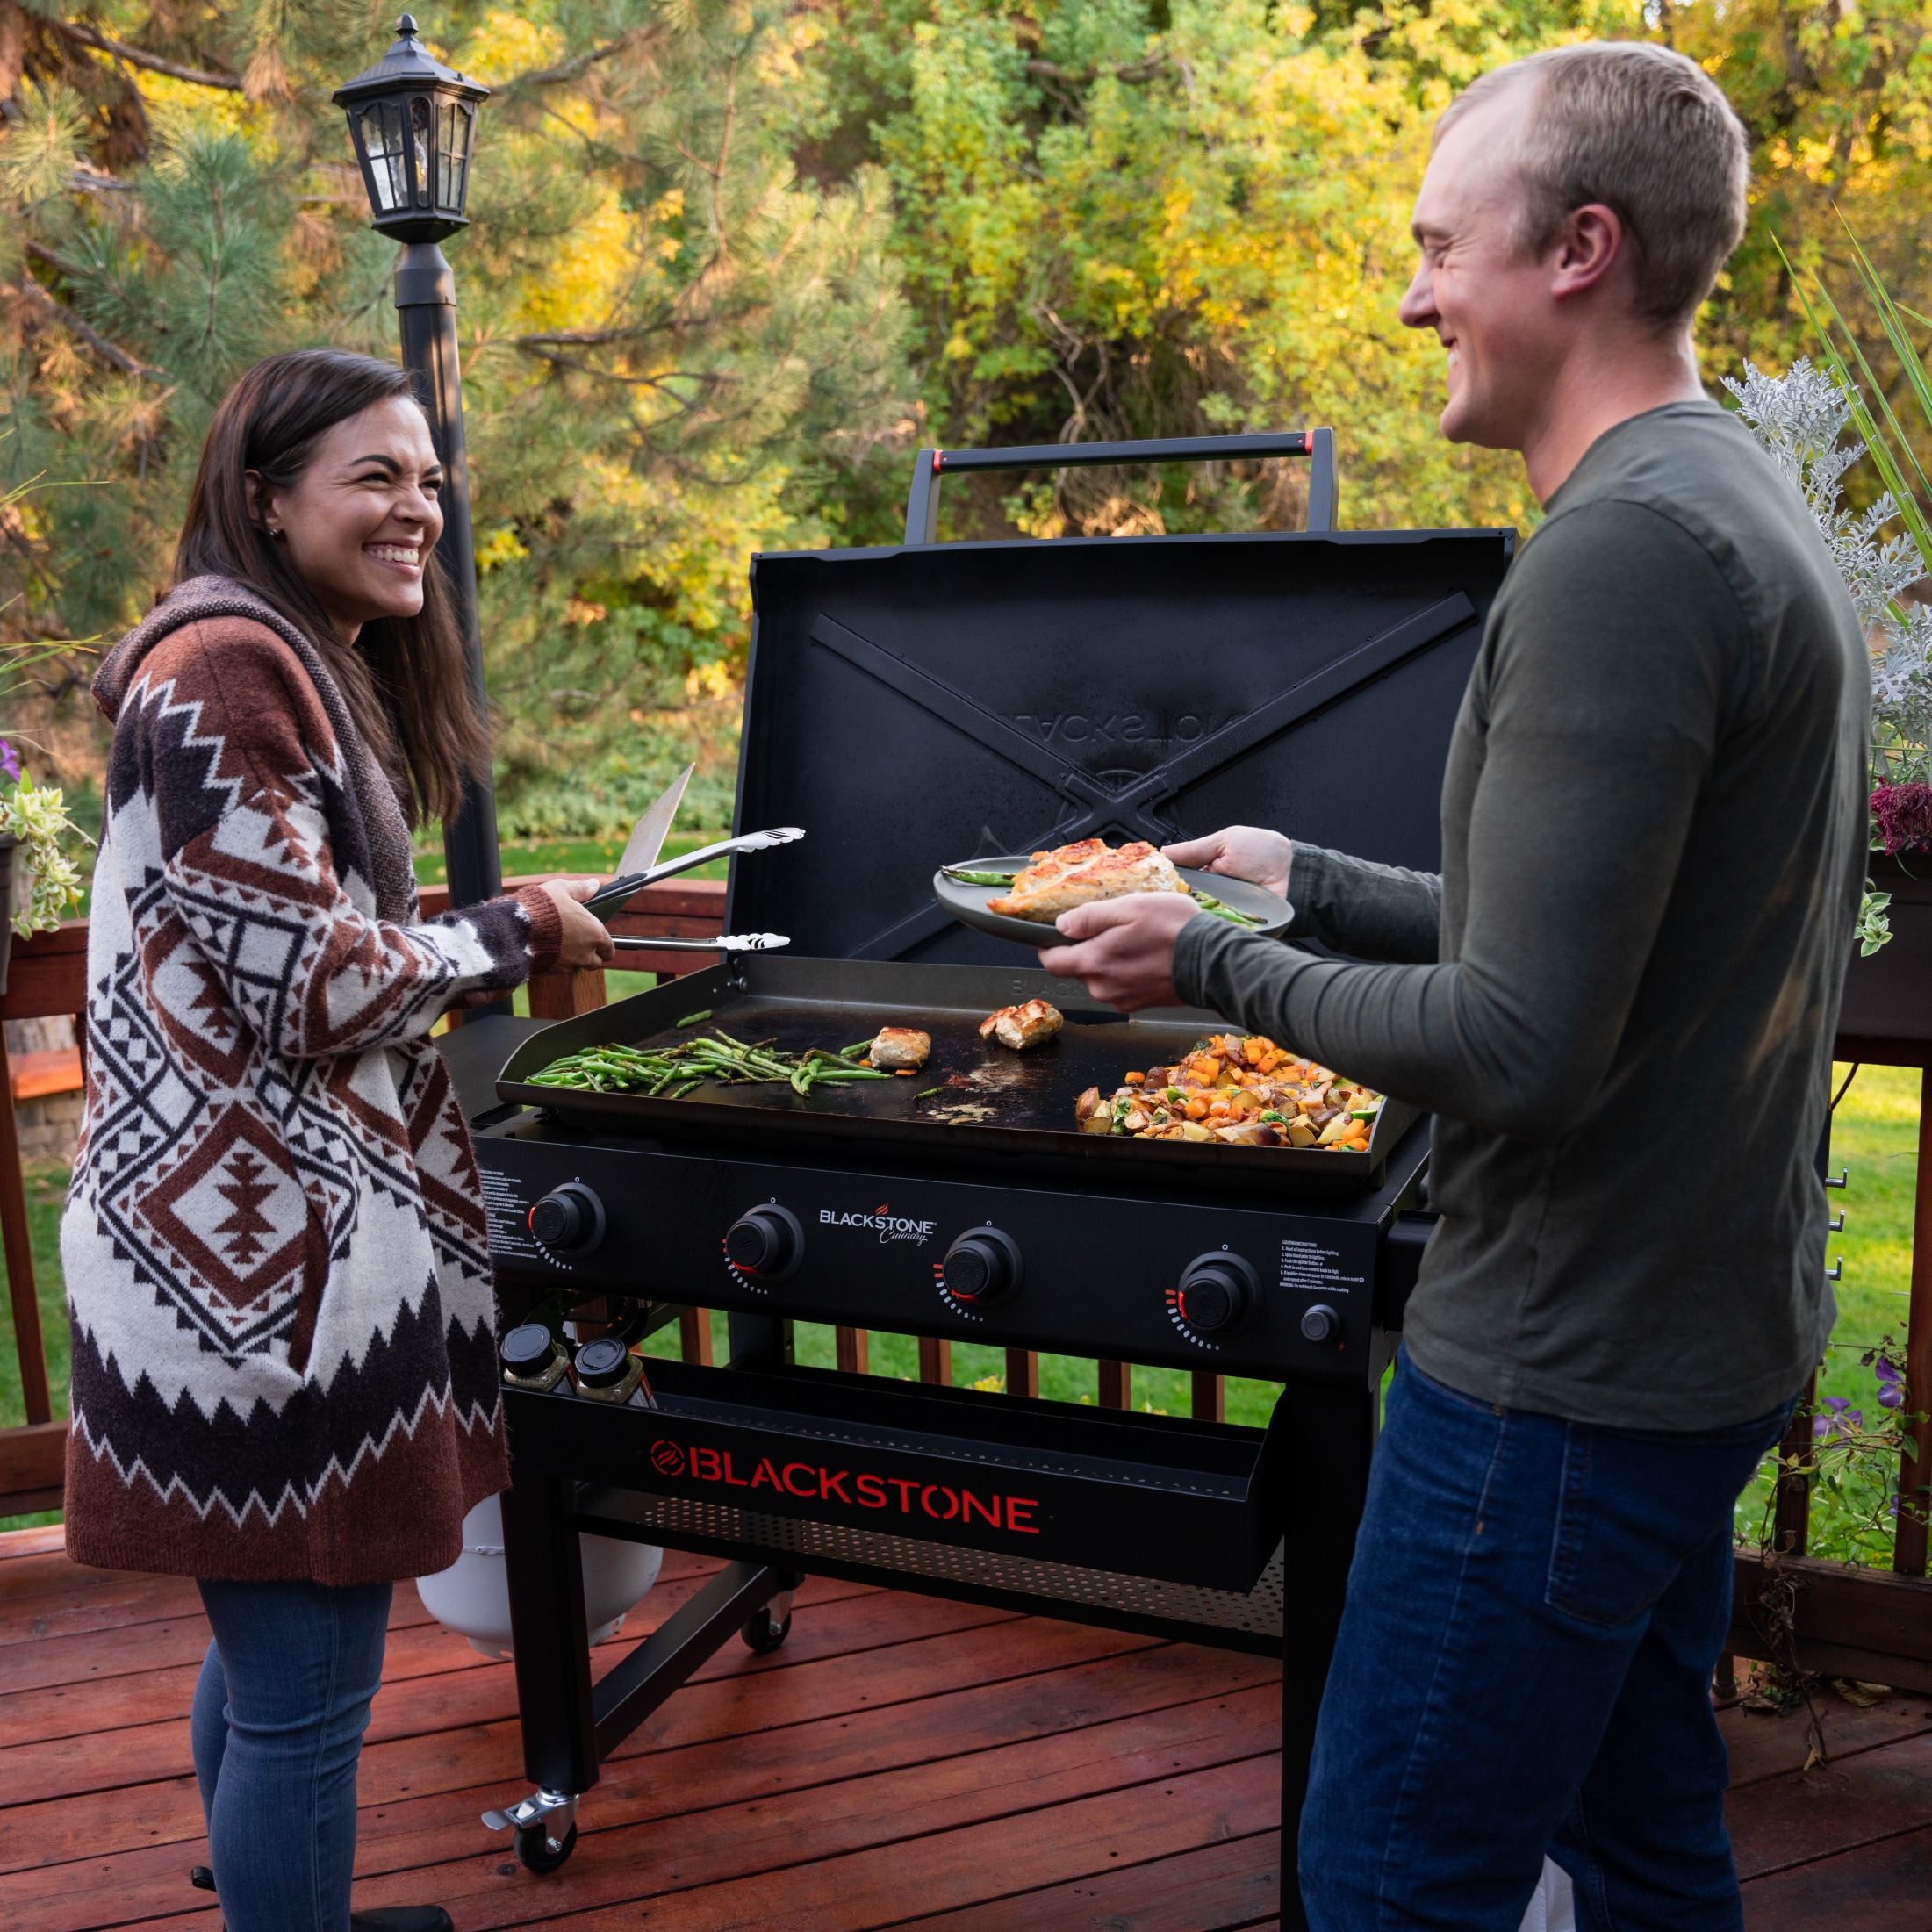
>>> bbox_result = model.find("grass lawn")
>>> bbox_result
[5,1059,1921,1550]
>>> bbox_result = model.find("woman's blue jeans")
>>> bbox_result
[1301,1351,1790,1931]
[192,1577,392,1932]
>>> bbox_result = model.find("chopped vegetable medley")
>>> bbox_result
[1074,1033,1383,1152]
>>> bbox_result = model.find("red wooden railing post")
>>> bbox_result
[0,1028,51,1426]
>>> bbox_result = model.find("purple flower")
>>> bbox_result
[0,740,19,784]
[1879,1385,1905,1411]
[1872,782,1932,855]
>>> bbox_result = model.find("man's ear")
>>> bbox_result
[1548,203,1624,302]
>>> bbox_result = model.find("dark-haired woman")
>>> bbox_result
[61,348,614,1932]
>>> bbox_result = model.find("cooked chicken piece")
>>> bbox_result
[986,838,1191,923]
[978,999,1064,1051]
[869,1026,931,1070]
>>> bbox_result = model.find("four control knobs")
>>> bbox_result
[1176,1253,1258,1336]
[941,1228,1023,1309]
[725,1203,804,1281]
[528,1183,606,1256]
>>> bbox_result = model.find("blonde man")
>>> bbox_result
[1045,44,1867,1929]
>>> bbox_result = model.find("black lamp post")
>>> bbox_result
[334,13,502,916]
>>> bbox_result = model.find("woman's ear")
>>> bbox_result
[243,470,283,541]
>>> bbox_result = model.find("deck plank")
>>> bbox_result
[903,1831,1280,1928]
[2,1530,1928,1931]
[6,1648,1280,1932]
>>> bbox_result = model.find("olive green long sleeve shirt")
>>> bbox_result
[1174,402,1870,1429]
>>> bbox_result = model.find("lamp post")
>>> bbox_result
[334,13,502,916]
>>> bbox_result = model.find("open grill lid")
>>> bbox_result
[728,511,1513,965]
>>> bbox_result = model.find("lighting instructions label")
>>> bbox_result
[480,1170,536,1261]
[1279,1239,1363,1296]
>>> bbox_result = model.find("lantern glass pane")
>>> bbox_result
[360,101,407,212]
[410,95,433,207]
[436,101,470,216]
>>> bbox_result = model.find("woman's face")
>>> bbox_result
[250,398,445,641]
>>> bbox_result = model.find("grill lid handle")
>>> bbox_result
[902,428,1336,544]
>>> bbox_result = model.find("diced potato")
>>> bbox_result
[1316,1113,1353,1146]
[1286,1120,1319,1147]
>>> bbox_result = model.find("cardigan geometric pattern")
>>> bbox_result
[61,578,561,1584]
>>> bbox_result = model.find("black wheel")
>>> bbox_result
[514,1821,578,1874]
[741,1608,793,1654]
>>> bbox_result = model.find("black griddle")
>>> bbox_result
[480,433,1512,1928]
[496,956,1418,1199]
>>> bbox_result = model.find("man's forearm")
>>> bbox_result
[1286,844,1442,963]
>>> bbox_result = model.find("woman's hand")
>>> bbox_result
[542,877,618,968]
[1162,826,1292,900]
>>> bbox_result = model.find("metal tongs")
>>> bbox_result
[610,930,790,954]
[584,826,806,920]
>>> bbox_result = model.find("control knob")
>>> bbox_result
[1176,1253,1258,1336]
[528,1183,606,1256]
[941,1227,1023,1309]
[1300,1303,1341,1344]
[725,1203,803,1282]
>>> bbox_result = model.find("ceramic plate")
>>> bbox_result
[932,855,1294,949]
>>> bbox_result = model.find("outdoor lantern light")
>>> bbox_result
[333,13,488,243]
[333,12,505,929]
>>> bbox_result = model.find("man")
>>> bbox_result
[1040,42,1869,1932]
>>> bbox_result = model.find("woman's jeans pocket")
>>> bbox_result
[1545,1407,1790,1627]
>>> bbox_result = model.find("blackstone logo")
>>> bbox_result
[818,1202,937,1246]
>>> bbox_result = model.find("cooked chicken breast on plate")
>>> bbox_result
[987,839,1189,923]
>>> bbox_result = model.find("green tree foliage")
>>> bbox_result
[2,1,1928,837]
[0,2,912,833]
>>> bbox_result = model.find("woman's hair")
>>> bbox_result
[174,348,489,827]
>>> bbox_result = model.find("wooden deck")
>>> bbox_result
[0,1528,1926,1932]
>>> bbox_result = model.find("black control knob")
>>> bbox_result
[528,1183,606,1255]
[1300,1302,1340,1344]
[725,1203,803,1281]
[942,1227,1023,1308]
[1177,1253,1259,1336]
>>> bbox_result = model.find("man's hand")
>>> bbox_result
[1162,826,1292,900]
[1037,893,1203,1012]
[542,877,618,969]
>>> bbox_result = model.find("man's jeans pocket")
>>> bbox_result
[1544,1409,1789,1627]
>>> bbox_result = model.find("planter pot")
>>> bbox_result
[1838,851,1932,1048]
[0,834,16,999]
[415,1492,662,1659]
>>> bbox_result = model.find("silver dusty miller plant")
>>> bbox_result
[1727,357,1932,951]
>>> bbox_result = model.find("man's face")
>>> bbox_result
[1398,85,1562,452]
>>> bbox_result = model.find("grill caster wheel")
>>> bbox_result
[742,1609,793,1654]
[514,1821,578,1874]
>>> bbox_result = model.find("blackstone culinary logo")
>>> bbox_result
[818,1202,937,1246]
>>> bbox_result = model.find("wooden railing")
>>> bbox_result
[7,888,1932,1699]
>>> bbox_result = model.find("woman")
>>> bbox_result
[61,349,614,1932]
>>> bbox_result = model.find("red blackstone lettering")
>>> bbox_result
[921,1484,959,1520]
[855,1474,887,1509]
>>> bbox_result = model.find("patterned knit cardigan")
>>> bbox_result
[61,577,562,1584]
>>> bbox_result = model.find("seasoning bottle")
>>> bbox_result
[500,1322,567,1392]
[573,1336,645,1405]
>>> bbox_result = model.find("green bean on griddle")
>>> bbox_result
[530,1028,894,1099]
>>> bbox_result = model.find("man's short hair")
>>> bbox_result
[1439,42,1749,332]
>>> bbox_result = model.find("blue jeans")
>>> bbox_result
[192,1578,392,1932]
[1301,1352,1789,1931]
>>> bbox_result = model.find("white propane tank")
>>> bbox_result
[415,1493,663,1658]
